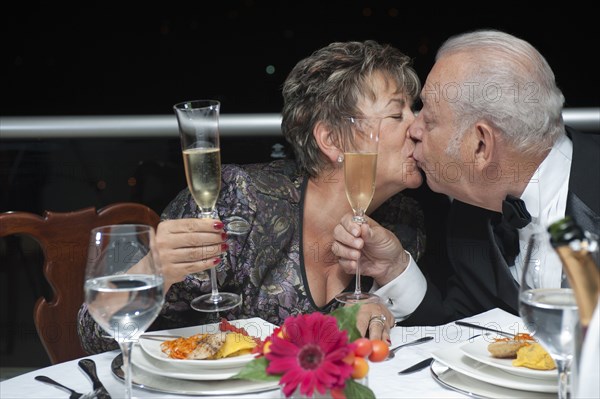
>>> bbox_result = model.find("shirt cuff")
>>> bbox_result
[369,251,426,319]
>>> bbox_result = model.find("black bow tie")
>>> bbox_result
[493,195,532,266]
[502,195,532,229]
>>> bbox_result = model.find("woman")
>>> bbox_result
[78,40,424,354]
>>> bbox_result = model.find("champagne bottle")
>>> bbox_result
[548,217,600,328]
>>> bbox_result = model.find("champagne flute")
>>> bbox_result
[335,117,381,304]
[519,228,578,399]
[84,224,164,399]
[173,99,247,312]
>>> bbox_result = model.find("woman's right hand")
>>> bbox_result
[155,218,228,292]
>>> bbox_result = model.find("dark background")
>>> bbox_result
[2,1,599,117]
[1,1,598,370]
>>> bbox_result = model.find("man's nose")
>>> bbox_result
[408,123,422,141]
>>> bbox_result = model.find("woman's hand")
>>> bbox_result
[155,218,227,292]
[353,302,395,343]
[332,213,410,286]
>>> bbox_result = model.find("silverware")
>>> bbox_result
[78,359,111,398]
[139,334,182,341]
[455,321,515,338]
[386,336,434,360]
[398,357,434,374]
[34,375,84,399]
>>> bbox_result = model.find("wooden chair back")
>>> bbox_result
[0,203,160,364]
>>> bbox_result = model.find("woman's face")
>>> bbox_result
[354,73,421,197]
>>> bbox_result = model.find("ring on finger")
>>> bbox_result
[369,314,386,327]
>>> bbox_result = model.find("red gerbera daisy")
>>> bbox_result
[265,312,354,398]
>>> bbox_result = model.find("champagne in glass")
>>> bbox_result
[519,228,578,399]
[174,99,244,312]
[182,147,221,215]
[84,224,164,399]
[335,117,381,304]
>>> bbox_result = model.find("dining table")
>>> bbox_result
[0,308,551,398]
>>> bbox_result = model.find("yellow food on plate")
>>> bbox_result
[512,343,556,370]
[213,332,257,359]
[160,332,257,360]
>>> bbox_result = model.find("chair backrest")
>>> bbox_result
[0,202,160,364]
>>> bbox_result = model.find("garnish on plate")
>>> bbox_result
[160,319,263,360]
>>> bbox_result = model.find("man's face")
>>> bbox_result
[409,54,474,199]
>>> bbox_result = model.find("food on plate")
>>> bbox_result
[487,333,535,359]
[160,318,262,360]
[512,342,556,370]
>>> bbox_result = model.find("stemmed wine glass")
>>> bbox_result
[173,99,249,312]
[519,228,578,399]
[335,116,381,304]
[84,224,164,399]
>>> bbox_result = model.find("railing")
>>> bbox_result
[1,108,598,138]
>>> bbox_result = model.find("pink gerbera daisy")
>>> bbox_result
[265,312,354,398]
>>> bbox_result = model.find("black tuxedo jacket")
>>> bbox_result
[401,127,600,326]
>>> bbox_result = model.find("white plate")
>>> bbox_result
[112,353,280,396]
[430,360,555,399]
[432,345,557,393]
[460,336,557,380]
[132,344,241,380]
[139,317,277,370]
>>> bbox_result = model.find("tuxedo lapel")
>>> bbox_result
[447,201,519,314]
[486,217,520,311]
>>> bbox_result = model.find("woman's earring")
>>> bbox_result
[337,154,344,163]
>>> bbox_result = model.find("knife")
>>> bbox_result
[455,321,515,338]
[397,357,434,374]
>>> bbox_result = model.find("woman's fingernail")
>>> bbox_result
[386,338,392,344]
[221,243,229,251]
[221,232,228,240]
[213,257,221,265]
[213,221,224,229]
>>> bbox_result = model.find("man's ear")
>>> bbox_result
[313,121,341,163]
[473,121,495,167]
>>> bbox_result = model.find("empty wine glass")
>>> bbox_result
[335,116,381,304]
[173,99,248,312]
[84,224,164,399]
[519,227,578,399]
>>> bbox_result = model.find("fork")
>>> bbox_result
[386,336,434,360]
[34,375,84,399]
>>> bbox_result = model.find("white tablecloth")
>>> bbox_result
[0,308,522,398]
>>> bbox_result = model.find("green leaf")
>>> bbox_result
[233,357,280,382]
[331,304,362,342]
[345,379,376,399]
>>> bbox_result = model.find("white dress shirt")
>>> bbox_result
[511,134,573,284]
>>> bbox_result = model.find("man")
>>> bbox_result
[332,29,599,325]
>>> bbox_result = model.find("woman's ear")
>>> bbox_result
[313,121,342,163]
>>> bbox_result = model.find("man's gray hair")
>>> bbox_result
[437,29,565,156]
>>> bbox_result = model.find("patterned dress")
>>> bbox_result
[77,159,425,354]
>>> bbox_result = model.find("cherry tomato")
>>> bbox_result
[351,356,369,379]
[330,387,346,399]
[368,339,390,362]
[353,337,372,358]
[342,350,355,365]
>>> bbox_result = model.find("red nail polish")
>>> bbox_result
[213,221,224,229]
[221,243,229,251]
[221,232,228,240]
[213,257,221,265]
